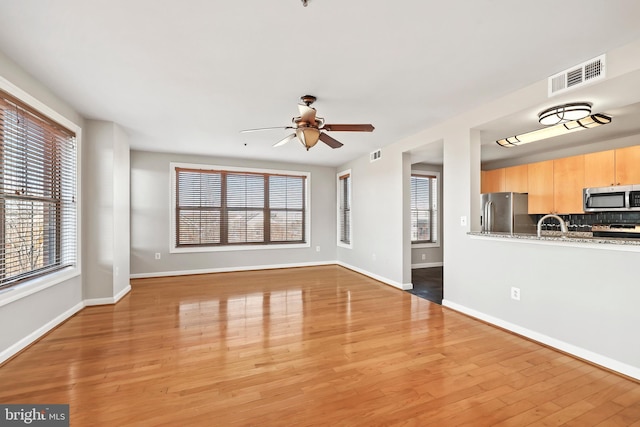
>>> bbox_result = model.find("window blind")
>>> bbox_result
[338,173,350,245]
[175,168,306,247]
[0,89,77,289]
[410,174,437,243]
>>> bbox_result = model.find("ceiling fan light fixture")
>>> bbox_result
[538,102,592,125]
[296,127,320,150]
[497,113,612,147]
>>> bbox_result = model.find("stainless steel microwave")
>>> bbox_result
[584,184,640,212]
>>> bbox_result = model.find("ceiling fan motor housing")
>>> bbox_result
[300,95,316,106]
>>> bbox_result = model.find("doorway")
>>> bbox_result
[408,267,443,304]
[406,141,444,304]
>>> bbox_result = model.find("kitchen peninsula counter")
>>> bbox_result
[468,230,640,250]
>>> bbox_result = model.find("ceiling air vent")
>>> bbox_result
[548,54,605,97]
[370,149,381,162]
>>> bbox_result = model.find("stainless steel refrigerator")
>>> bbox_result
[481,192,534,234]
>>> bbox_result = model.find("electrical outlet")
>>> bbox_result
[511,287,521,301]
[421,254,426,260]
[316,246,320,252]
[372,253,376,261]
[155,252,161,260]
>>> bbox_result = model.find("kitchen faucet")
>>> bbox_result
[537,214,568,237]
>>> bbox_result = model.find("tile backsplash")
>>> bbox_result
[533,212,640,231]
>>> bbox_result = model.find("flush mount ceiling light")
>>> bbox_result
[497,113,612,148]
[538,102,592,125]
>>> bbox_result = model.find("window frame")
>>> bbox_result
[337,169,352,249]
[410,170,440,248]
[170,162,311,253]
[0,76,81,306]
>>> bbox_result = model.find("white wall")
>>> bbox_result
[0,50,85,363]
[339,39,640,379]
[130,150,337,277]
[113,125,131,296]
[336,150,408,288]
[83,120,131,302]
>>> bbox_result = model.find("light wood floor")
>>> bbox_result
[1,266,639,426]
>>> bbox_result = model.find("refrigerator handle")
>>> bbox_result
[486,201,493,232]
[482,200,490,232]
[482,202,486,232]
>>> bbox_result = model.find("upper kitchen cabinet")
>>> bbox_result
[554,155,585,214]
[584,146,640,187]
[615,145,640,185]
[584,150,615,187]
[504,164,528,193]
[527,160,554,214]
[481,168,505,193]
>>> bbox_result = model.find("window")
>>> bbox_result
[173,164,308,249]
[0,89,77,290]
[337,171,351,247]
[410,173,438,244]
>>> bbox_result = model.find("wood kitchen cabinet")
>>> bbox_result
[481,168,505,193]
[615,145,640,185]
[584,150,615,187]
[483,143,640,214]
[527,160,554,214]
[504,164,528,193]
[584,146,640,187]
[528,157,584,214]
[554,155,585,214]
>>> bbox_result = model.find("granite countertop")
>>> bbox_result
[467,230,640,246]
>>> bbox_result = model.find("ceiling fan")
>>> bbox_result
[240,95,375,151]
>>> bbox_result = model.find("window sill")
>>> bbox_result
[337,242,352,249]
[0,267,80,308]
[170,242,311,254]
[412,242,440,249]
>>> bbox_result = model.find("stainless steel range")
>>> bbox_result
[592,224,640,238]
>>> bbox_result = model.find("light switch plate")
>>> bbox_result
[460,216,467,226]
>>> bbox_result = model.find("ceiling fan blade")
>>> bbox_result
[319,132,343,149]
[322,124,375,132]
[297,104,317,124]
[240,126,292,133]
[273,133,296,147]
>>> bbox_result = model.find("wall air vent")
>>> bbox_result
[548,54,606,97]
[370,149,381,162]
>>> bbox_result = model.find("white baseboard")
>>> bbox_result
[411,261,443,269]
[2,285,132,365]
[129,261,336,279]
[0,301,84,365]
[130,261,412,290]
[442,299,640,381]
[336,262,412,290]
[84,284,132,306]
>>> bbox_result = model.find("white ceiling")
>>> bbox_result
[1,0,640,167]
